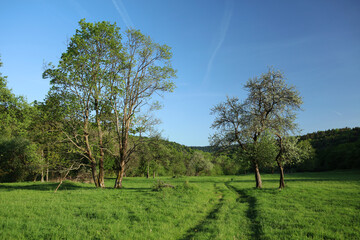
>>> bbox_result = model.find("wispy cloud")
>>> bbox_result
[333,110,343,117]
[203,1,233,85]
[111,0,134,29]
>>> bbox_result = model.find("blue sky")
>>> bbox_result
[1,0,359,146]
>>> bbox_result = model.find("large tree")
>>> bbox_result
[211,95,266,188]
[110,29,176,188]
[211,68,302,188]
[44,21,176,189]
[43,19,125,187]
[246,68,303,188]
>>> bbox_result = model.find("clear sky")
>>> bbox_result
[1,0,359,146]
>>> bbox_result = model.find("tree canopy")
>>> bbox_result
[211,68,303,188]
[43,19,176,188]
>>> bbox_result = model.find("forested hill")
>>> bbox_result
[298,127,360,171]
[188,127,360,172]
[156,138,195,153]
[189,146,216,153]
[300,127,360,147]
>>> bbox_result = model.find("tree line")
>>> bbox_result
[1,19,358,189]
[297,127,360,171]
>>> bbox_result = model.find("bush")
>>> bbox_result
[0,137,40,182]
[151,180,174,191]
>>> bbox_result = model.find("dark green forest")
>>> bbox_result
[298,127,360,171]
[1,87,359,183]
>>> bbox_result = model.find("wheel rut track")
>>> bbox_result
[179,183,224,240]
[224,181,264,240]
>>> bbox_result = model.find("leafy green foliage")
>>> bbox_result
[188,151,214,176]
[0,58,32,138]
[244,68,302,136]
[248,133,278,168]
[0,137,40,182]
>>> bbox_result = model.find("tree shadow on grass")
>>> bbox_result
[226,179,258,183]
[225,182,264,240]
[238,190,263,240]
[0,182,156,194]
[260,178,358,183]
[179,184,224,240]
[120,187,152,192]
[231,177,359,184]
[0,181,95,191]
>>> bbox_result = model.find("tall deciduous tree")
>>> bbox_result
[111,29,176,188]
[211,95,266,188]
[43,19,125,187]
[211,68,302,188]
[245,68,302,188]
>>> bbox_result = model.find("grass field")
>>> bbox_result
[0,171,359,240]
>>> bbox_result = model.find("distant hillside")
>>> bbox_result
[189,146,216,153]
[300,127,360,147]
[188,127,360,172]
[298,127,360,171]
[159,139,195,153]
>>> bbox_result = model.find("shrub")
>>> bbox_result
[152,180,174,191]
[0,137,40,182]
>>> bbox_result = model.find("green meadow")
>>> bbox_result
[1,171,359,240]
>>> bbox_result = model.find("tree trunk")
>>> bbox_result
[114,141,127,188]
[46,165,49,182]
[114,171,122,189]
[40,150,45,182]
[114,108,131,188]
[147,161,149,178]
[84,109,99,188]
[41,168,44,182]
[95,99,105,188]
[98,162,105,188]
[153,171,155,179]
[91,162,99,187]
[46,146,49,182]
[275,134,285,189]
[114,160,125,188]
[254,163,262,189]
[278,162,285,189]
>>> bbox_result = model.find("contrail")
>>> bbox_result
[203,1,233,85]
[111,0,134,29]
